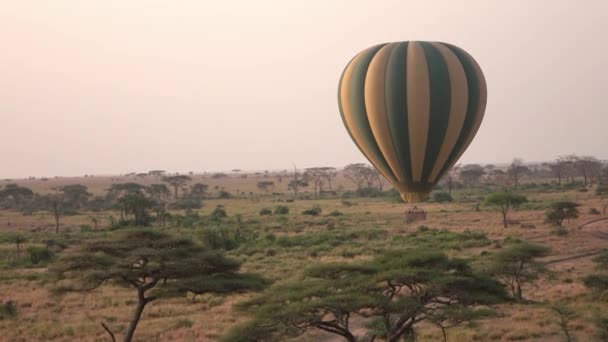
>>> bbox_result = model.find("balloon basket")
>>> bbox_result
[405,206,427,224]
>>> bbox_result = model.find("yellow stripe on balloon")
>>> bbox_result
[340,48,397,183]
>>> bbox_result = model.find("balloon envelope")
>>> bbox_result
[338,41,487,202]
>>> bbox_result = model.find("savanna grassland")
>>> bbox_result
[1,161,608,342]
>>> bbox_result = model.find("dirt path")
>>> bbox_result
[542,217,608,266]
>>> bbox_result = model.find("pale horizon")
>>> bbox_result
[2,0,607,179]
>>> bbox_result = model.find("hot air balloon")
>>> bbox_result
[338,41,487,203]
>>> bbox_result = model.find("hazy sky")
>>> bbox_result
[1,0,607,178]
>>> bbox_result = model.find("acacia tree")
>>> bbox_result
[485,192,528,228]
[549,157,574,185]
[60,184,92,210]
[459,164,485,186]
[557,155,579,183]
[489,242,550,302]
[224,250,506,342]
[256,181,275,194]
[507,158,529,190]
[287,165,308,200]
[343,163,379,191]
[304,168,326,197]
[161,175,192,199]
[116,192,156,226]
[443,164,460,196]
[545,201,580,226]
[576,156,602,187]
[322,167,338,192]
[145,184,171,203]
[51,230,265,342]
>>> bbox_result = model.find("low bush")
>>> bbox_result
[274,206,289,215]
[302,206,322,216]
[211,205,228,221]
[259,208,272,216]
[432,191,453,203]
[0,301,17,319]
[28,246,53,265]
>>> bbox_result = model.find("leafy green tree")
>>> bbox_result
[51,230,265,342]
[116,192,155,226]
[225,250,506,342]
[0,184,34,210]
[162,175,192,199]
[489,242,550,301]
[485,192,528,228]
[189,183,209,199]
[545,201,580,226]
[145,183,171,203]
[59,184,92,210]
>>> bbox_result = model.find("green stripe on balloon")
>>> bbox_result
[419,42,452,183]
[384,41,412,184]
[436,43,482,178]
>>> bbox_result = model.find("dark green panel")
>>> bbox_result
[419,42,451,183]
[343,44,399,183]
[337,55,368,165]
[436,43,482,179]
[384,42,412,184]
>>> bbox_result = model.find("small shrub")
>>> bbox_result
[173,318,194,329]
[341,250,357,258]
[589,207,601,215]
[201,227,240,250]
[0,301,17,319]
[302,206,322,216]
[28,246,53,265]
[274,206,289,215]
[552,227,569,236]
[79,225,92,233]
[432,191,453,203]
[259,208,272,216]
[341,200,357,207]
[417,225,430,232]
[329,210,343,217]
[210,205,227,220]
[217,191,233,199]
